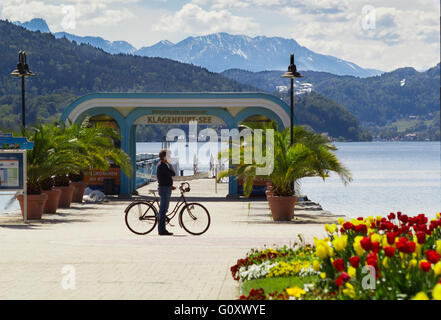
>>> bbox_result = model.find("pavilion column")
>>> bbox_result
[119,123,131,197]
[227,120,239,198]
[130,125,137,194]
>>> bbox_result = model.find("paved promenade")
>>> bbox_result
[0,179,337,299]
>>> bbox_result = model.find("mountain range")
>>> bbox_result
[221,65,440,126]
[1,19,370,141]
[14,18,382,78]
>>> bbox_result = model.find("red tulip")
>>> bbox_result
[384,246,395,257]
[372,241,381,253]
[386,232,397,245]
[425,250,441,264]
[343,222,354,231]
[333,258,345,272]
[416,231,426,244]
[360,237,372,251]
[420,261,431,272]
[349,256,360,268]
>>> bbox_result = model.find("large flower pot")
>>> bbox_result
[41,189,62,213]
[16,193,48,220]
[54,185,74,208]
[268,195,298,221]
[265,184,274,199]
[71,181,87,203]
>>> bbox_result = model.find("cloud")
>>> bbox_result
[154,3,258,34]
[0,0,137,30]
[193,0,348,13]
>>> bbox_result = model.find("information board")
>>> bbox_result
[0,153,24,190]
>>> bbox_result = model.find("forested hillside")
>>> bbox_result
[0,20,253,130]
[0,20,371,141]
[222,66,440,125]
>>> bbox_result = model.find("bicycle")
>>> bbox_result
[124,182,211,236]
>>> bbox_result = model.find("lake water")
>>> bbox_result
[1,142,440,219]
[300,142,440,219]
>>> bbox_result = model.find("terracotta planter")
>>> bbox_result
[265,184,274,199]
[54,185,74,208]
[16,193,48,220]
[268,195,298,221]
[41,189,62,213]
[71,181,87,203]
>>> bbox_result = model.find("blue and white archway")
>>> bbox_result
[61,92,291,197]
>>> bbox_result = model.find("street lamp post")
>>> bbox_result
[10,51,35,128]
[281,54,302,146]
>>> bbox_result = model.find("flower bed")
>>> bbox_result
[231,212,441,300]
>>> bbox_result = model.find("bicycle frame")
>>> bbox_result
[149,191,189,228]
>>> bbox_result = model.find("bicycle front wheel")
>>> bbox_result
[179,203,210,235]
[125,201,158,235]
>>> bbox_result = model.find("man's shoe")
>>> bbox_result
[159,231,173,236]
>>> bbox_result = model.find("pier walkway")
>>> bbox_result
[0,179,339,299]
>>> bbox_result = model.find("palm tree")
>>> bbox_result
[218,121,352,197]
[58,118,132,178]
[22,118,133,192]
[22,122,83,193]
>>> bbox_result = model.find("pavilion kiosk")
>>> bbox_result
[0,133,33,222]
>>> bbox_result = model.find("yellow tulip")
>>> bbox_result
[415,242,422,258]
[286,286,306,298]
[382,236,389,248]
[436,240,441,255]
[343,284,356,299]
[412,292,429,300]
[320,272,326,279]
[348,266,356,278]
[409,259,418,268]
[371,233,382,243]
[382,257,389,269]
[325,224,331,233]
[353,236,365,257]
[332,235,348,251]
[436,212,440,219]
[433,284,441,300]
[316,245,328,259]
[313,260,321,272]
[329,248,335,257]
[338,218,345,226]
[433,262,441,276]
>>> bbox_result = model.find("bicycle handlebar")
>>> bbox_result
[179,182,191,193]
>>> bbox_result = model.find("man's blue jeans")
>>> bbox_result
[158,186,172,233]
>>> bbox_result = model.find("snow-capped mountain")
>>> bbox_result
[53,32,136,55]
[15,18,383,77]
[14,18,136,55]
[136,33,383,77]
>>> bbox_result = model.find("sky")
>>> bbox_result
[0,0,439,72]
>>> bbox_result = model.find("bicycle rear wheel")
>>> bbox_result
[125,201,158,235]
[179,203,210,235]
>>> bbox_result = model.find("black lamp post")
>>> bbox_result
[281,53,302,146]
[10,51,35,128]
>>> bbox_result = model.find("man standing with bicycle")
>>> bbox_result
[157,150,175,235]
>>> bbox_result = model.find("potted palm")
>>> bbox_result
[60,118,132,201]
[69,171,87,203]
[15,125,53,220]
[16,164,48,220]
[40,176,61,213]
[53,174,74,208]
[219,122,352,221]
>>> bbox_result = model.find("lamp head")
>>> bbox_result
[281,53,302,79]
[10,51,35,77]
